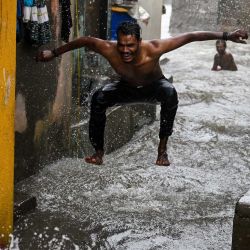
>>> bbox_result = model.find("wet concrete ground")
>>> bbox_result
[13,41,250,249]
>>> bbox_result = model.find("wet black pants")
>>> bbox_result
[89,77,178,151]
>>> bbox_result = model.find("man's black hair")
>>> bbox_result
[216,39,227,48]
[116,21,141,40]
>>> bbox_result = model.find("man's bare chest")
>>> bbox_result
[111,59,160,79]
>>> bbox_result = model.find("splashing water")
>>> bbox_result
[14,40,250,249]
[6,234,20,250]
[14,8,250,249]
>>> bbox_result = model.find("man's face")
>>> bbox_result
[117,32,141,63]
[216,43,226,55]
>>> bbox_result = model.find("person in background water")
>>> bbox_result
[36,22,248,166]
[211,39,238,71]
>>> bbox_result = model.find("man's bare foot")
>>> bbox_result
[156,151,170,166]
[156,137,170,166]
[85,151,104,165]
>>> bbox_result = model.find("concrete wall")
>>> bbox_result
[232,191,250,249]
[170,0,218,33]
[15,0,73,182]
[170,0,250,34]
[138,0,163,39]
[218,0,250,32]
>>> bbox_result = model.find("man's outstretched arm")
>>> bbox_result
[36,37,111,62]
[156,29,248,55]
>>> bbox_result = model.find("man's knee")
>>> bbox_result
[91,89,106,111]
[169,86,178,107]
[158,81,178,107]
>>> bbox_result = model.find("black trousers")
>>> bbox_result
[89,76,178,151]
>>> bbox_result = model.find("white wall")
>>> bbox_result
[138,0,163,39]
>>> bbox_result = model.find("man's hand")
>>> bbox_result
[228,29,248,44]
[35,50,55,62]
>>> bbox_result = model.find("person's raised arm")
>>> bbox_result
[154,29,248,56]
[36,36,112,62]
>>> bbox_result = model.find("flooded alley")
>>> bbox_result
[13,40,250,249]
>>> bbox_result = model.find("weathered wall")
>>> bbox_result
[218,0,250,32]
[170,0,250,34]
[15,0,73,182]
[170,0,218,33]
[15,0,124,182]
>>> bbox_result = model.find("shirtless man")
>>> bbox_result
[211,39,238,71]
[36,22,248,166]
